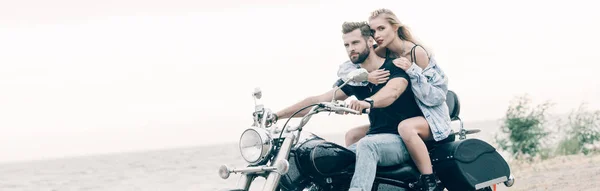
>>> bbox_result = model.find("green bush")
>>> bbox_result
[496,95,553,161]
[556,103,600,155]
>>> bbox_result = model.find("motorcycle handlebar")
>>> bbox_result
[279,101,370,133]
[321,102,370,115]
[332,106,370,115]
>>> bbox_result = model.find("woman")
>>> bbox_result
[342,8,452,191]
[371,8,451,191]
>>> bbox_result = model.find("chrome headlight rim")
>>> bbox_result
[239,127,273,165]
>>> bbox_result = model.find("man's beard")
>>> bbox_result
[350,47,370,64]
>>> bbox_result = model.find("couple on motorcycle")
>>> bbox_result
[271,9,451,191]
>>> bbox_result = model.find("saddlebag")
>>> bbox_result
[430,138,510,191]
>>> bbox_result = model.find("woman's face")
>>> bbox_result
[369,16,397,48]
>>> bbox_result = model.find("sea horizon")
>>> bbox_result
[0,116,507,165]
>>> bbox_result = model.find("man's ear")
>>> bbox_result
[368,37,375,47]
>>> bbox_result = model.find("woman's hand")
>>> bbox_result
[368,69,390,85]
[393,57,412,71]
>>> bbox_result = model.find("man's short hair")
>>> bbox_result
[342,21,372,39]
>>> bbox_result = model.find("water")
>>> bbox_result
[0,143,246,191]
[0,120,499,191]
[0,133,350,191]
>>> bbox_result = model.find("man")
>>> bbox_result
[273,21,424,191]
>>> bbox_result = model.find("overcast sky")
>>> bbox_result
[1,0,598,162]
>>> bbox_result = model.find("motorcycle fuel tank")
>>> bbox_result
[279,132,358,191]
[294,133,356,177]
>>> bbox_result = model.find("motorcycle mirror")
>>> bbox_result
[332,68,369,102]
[253,87,262,100]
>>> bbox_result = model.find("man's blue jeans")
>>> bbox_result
[346,133,412,191]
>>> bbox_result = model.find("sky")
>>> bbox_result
[0,0,598,163]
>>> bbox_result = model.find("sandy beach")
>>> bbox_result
[499,154,600,191]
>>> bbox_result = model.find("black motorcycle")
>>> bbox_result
[218,69,515,191]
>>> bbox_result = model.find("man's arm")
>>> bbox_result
[276,87,349,119]
[369,77,409,108]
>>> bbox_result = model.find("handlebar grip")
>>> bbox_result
[362,108,370,114]
[337,107,360,114]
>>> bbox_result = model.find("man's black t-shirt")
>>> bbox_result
[336,58,423,135]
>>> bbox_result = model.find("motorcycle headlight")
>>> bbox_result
[239,128,272,164]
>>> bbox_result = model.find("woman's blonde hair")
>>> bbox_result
[369,8,430,54]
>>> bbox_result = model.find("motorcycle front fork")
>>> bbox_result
[236,134,296,191]
[236,174,254,191]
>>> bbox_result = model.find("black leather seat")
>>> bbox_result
[344,159,420,182]
[375,162,420,182]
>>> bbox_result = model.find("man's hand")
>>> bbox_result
[368,69,390,85]
[347,100,370,115]
[393,57,412,71]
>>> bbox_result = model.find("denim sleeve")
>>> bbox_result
[337,60,358,79]
[405,62,448,107]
